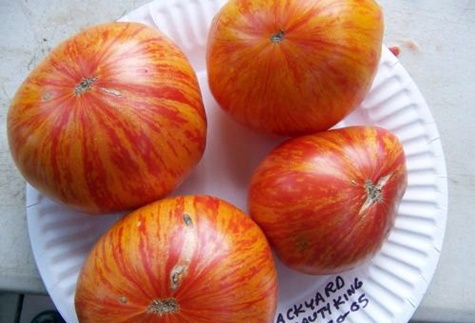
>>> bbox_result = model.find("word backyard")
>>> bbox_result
[275,276,370,323]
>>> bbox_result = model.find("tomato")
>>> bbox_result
[206,0,384,135]
[248,126,407,275]
[75,195,278,322]
[7,22,207,214]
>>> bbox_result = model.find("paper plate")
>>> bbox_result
[26,0,448,322]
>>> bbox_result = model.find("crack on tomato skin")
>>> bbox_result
[42,91,52,101]
[146,298,180,315]
[74,76,98,96]
[170,264,187,291]
[169,214,194,292]
[100,87,122,97]
[270,29,286,43]
[183,213,193,228]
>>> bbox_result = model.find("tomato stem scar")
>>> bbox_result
[365,180,383,203]
[361,174,391,214]
[270,30,286,43]
[75,76,98,95]
[147,298,179,315]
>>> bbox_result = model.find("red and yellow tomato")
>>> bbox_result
[75,195,278,322]
[248,126,407,275]
[7,22,207,214]
[206,0,384,135]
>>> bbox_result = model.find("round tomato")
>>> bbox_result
[206,0,384,135]
[75,195,278,322]
[248,126,407,275]
[7,22,207,214]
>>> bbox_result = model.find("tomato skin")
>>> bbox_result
[75,195,278,323]
[248,126,407,275]
[206,0,384,135]
[7,22,207,214]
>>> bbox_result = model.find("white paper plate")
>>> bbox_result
[26,0,448,322]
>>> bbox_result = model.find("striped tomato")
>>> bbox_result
[7,22,206,214]
[75,195,278,322]
[248,126,407,275]
[206,0,384,135]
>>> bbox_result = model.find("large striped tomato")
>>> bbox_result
[249,126,407,275]
[75,195,278,322]
[206,0,384,135]
[7,22,206,214]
